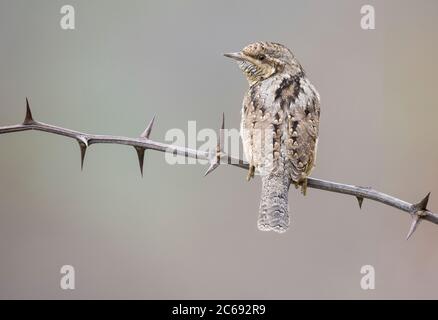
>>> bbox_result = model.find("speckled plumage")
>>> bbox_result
[225,42,321,233]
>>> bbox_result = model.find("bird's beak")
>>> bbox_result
[223,52,245,61]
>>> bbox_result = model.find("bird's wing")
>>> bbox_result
[284,79,320,183]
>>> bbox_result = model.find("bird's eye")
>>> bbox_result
[258,54,266,61]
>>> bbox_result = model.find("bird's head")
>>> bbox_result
[224,42,303,86]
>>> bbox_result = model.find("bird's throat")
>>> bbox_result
[238,60,275,86]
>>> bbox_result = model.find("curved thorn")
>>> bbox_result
[141,115,156,139]
[406,216,421,240]
[77,136,88,171]
[23,97,34,125]
[79,142,87,171]
[356,196,364,209]
[135,147,145,177]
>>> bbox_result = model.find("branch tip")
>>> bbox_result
[140,115,155,139]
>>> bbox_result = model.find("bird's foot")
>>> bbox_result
[300,178,308,196]
[293,177,308,195]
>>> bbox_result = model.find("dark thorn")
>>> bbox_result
[406,216,421,240]
[219,112,225,152]
[23,97,34,125]
[79,143,87,171]
[140,115,156,139]
[356,196,364,209]
[135,147,145,177]
[205,113,225,177]
[414,192,431,212]
[77,137,88,171]
[204,161,219,177]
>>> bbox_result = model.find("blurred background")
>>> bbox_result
[0,0,437,299]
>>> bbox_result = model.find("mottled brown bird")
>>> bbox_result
[225,41,320,233]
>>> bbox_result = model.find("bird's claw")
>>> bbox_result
[246,165,255,181]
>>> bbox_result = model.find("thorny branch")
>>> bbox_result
[0,99,436,239]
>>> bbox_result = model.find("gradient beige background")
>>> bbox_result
[0,0,437,299]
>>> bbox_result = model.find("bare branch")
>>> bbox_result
[0,99,436,238]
